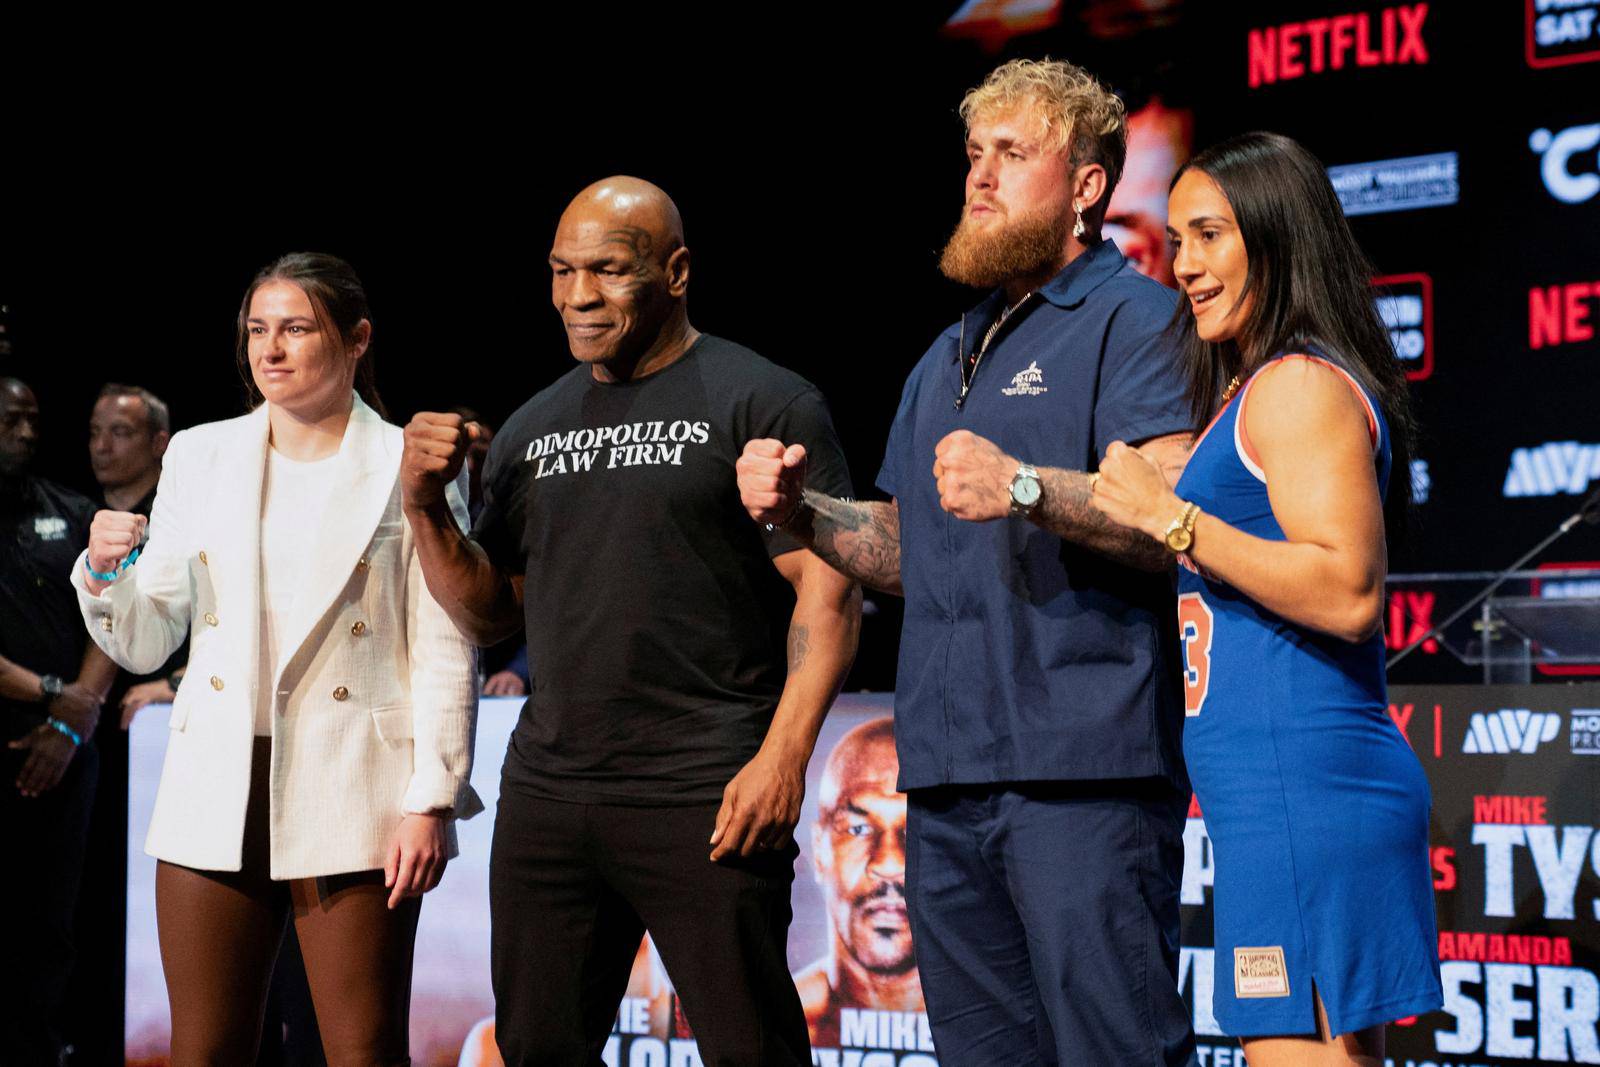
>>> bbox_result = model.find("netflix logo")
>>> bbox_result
[1248,4,1430,88]
[1529,279,1599,349]
[1387,589,1438,656]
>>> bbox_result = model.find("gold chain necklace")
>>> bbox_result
[1220,375,1242,403]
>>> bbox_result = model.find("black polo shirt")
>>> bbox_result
[0,476,97,742]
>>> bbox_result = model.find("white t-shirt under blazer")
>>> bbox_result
[257,447,335,736]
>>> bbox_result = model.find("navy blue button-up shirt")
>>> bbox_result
[877,238,1191,791]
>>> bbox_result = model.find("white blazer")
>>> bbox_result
[72,394,483,879]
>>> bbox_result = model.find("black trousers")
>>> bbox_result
[64,710,127,1067]
[489,790,810,1067]
[0,739,98,1067]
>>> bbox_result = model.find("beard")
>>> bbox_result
[939,202,1071,289]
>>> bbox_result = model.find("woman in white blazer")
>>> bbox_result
[74,253,480,1066]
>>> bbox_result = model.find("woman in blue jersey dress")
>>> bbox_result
[1090,131,1441,1066]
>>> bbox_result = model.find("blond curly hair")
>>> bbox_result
[958,57,1129,205]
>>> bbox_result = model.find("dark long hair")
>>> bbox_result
[1170,131,1416,542]
[235,252,387,419]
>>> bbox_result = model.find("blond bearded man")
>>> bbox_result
[738,59,1196,1064]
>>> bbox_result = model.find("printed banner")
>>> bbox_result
[1181,684,1600,1067]
[129,686,1600,1066]
[126,694,929,1067]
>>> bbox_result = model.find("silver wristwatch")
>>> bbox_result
[1008,463,1042,517]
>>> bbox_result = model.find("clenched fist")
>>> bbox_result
[736,439,807,526]
[87,510,147,578]
[403,413,480,509]
[933,430,1017,522]
[1088,440,1180,541]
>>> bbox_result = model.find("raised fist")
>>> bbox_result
[933,430,1015,522]
[403,413,480,509]
[1090,440,1178,542]
[87,510,147,577]
[736,439,807,526]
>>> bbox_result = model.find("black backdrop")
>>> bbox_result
[6,5,1597,689]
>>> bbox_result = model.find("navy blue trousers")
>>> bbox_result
[906,780,1196,1066]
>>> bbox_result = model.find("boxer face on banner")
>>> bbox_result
[1104,99,1193,288]
[939,105,1078,289]
[813,722,913,975]
[1168,169,1252,344]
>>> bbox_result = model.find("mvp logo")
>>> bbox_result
[1463,709,1562,754]
[1503,442,1600,497]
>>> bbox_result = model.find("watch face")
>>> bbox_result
[1012,476,1042,508]
[1165,527,1193,552]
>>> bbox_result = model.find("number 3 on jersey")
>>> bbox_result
[1178,592,1214,717]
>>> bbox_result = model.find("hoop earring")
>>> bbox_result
[1072,209,1085,239]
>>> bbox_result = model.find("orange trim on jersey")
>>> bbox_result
[1237,354,1380,475]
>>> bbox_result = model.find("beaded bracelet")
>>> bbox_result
[84,545,141,583]
[46,716,83,747]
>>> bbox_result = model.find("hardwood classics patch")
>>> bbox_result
[1234,946,1290,998]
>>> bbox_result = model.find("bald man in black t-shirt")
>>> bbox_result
[402,178,860,1066]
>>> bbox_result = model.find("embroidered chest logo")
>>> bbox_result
[1000,361,1048,397]
[1234,946,1291,998]
[34,516,68,541]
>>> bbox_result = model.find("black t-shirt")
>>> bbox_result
[473,334,853,804]
[0,476,97,742]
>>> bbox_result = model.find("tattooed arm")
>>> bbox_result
[932,429,1191,573]
[736,440,905,595]
[709,549,861,860]
[787,492,903,596]
[1026,466,1170,571]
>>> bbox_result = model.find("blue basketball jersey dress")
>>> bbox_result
[1173,353,1442,1037]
